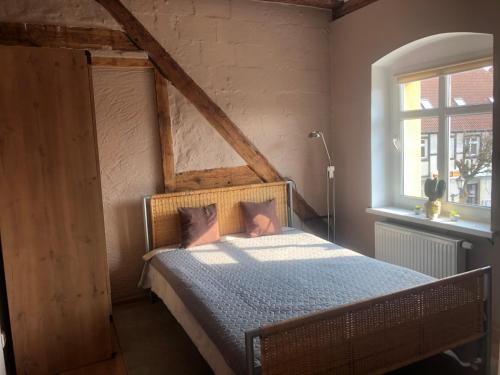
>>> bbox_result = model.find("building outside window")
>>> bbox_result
[398,59,493,209]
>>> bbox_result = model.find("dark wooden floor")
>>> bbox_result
[59,325,127,375]
[113,299,212,375]
[109,298,497,375]
[389,355,486,375]
[59,297,498,374]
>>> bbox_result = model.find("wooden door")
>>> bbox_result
[0,46,112,374]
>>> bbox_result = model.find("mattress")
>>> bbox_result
[145,265,234,374]
[143,228,434,374]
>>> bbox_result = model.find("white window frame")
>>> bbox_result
[464,134,480,157]
[420,98,434,109]
[420,137,428,159]
[393,68,493,222]
[453,96,467,106]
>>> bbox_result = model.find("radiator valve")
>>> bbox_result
[460,241,473,250]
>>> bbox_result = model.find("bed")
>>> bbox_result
[140,181,491,375]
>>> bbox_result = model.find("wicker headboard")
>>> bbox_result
[143,181,290,250]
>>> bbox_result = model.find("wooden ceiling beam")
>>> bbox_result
[332,0,380,20]
[256,0,337,9]
[0,22,139,51]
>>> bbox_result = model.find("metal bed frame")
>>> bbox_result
[141,181,492,375]
[245,267,491,374]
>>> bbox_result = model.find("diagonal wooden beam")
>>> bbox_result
[153,69,176,192]
[0,22,139,51]
[332,0,380,20]
[94,0,281,183]
[255,0,337,9]
[93,0,321,223]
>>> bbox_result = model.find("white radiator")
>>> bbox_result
[374,222,466,278]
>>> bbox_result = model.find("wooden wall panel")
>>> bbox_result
[331,0,380,20]
[0,46,112,374]
[0,22,139,51]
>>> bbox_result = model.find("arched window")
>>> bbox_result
[371,33,493,222]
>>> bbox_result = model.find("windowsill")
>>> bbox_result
[366,206,493,239]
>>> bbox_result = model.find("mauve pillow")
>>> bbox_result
[178,204,220,248]
[240,199,282,237]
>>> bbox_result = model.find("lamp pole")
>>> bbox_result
[308,131,335,242]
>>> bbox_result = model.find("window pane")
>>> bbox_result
[448,66,493,107]
[403,117,439,197]
[401,76,439,111]
[448,113,492,207]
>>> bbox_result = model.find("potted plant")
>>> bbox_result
[430,204,440,220]
[414,205,422,215]
[449,210,460,222]
[424,171,446,220]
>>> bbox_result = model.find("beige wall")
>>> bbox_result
[92,67,163,302]
[329,0,500,327]
[0,0,331,301]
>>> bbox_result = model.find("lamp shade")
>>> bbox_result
[308,131,321,138]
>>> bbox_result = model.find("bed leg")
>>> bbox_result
[482,336,491,375]
[443,350,481,371]
[149,291,159,304]
[482,269,492,375]
[245,329,259,375]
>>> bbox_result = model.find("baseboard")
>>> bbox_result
[111,291,148,306]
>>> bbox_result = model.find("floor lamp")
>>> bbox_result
[308,131,335,242]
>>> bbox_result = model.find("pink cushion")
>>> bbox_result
[178,204,220,248]
[240,200,282,237]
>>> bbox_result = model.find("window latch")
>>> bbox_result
[392,137,401,151]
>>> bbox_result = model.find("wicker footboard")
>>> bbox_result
[245,267,492,375]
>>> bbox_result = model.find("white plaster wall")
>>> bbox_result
[329,0,500,330]
[92,67,163,302]
[0,0,331,301]
[166,0,332,210]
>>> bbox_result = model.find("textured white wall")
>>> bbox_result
[92,67,163,302]
[0,0,331,301]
